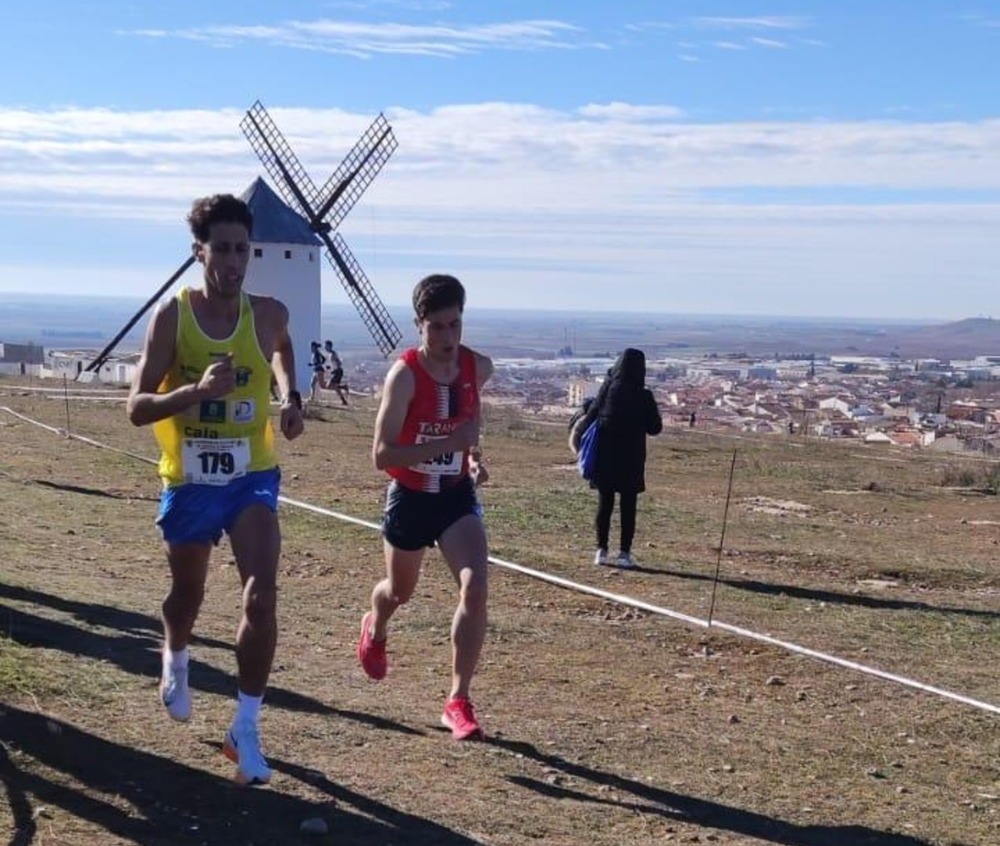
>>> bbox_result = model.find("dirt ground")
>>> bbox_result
[1,380,998,846]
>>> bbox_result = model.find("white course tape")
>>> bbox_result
[3,405,998,716]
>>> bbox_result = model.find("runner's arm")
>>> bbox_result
[468,348,493,482]
[126,301,208,426]
[470,348,494,388]
[267,299,297,402]
[265,298,304,439]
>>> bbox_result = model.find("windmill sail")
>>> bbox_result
[315,115,397,228]
[240,100,401,355]
[322,232,401,356]
[240,102,322,218]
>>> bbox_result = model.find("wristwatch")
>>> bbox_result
[283,390,303,410]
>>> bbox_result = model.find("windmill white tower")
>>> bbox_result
[240,177,322,393]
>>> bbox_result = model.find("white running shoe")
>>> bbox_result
[594,548,609,566]
[223,720,272,785]
[160,665,191,722]
[615,551,637,570]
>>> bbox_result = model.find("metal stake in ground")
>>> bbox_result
[707,448,738,627]
[63,374,71,435]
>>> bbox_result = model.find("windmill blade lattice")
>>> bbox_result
[316,114,397,229]
[240,100,401,355]
[240,102,323,218]
[323,232,402,356]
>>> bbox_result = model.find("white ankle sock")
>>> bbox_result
[235,690,263,725]
[164,646,189,670]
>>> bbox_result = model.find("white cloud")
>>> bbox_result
[693,16,809,31]
[751,37,789,49]
[961,13,1000,29]
[126,18,604,58]
[578,103,685,121]
[623,21,676,33]
[3,105,1000,211]
[714,41,747,50]
[1,104,998,318]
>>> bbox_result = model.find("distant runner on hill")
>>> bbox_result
[323,340,349,405]
[308,341,326,402]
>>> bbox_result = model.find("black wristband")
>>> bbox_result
[284,390,302,409]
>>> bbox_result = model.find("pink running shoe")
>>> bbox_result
[357,611,387,680]
[441,695,484,741]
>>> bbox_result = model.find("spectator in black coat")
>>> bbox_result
[570,348,662,568]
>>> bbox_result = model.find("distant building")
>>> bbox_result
[566,378,601,407]
[818,396,851,416]
[747,365,778,381]
[947,400,987,424]
[0,341,45,376]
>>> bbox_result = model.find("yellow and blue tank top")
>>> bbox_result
[154,287,276,488]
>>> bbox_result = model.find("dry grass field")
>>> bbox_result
[1,377,998,846]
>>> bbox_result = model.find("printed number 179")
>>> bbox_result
[198,451,235,475]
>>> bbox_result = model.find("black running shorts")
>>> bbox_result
[382,475,481,551]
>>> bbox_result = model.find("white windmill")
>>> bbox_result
[84,100,400,390]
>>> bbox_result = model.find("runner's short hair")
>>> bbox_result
[412,274,465,321]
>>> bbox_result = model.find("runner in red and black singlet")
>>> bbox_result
[387,346,479,493]
[357,273,494,741]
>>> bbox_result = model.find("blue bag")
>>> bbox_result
[577,419,600,481]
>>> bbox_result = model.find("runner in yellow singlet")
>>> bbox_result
[126,194,304,785]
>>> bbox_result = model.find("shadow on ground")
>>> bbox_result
[0,705,478,846]
[31,478,159,501]
[491,737,933,846]
[0,582,418,736]
[635,564,999,619]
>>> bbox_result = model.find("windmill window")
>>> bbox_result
[309,251,315,262]
[284,250,292,259]
[254,248,263,258]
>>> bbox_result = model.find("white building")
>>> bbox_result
[566,378,602,407]
[241,177,323,393]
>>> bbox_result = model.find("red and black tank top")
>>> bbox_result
[387,346,479,492]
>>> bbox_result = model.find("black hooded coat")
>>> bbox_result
[572,348,662,493]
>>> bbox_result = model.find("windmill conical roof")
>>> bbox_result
[241,177,321,246]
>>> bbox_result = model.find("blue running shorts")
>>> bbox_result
[156,468,281,546]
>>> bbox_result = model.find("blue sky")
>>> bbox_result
[1,1,998,319]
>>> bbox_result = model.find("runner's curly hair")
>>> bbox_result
[187,194,254,243]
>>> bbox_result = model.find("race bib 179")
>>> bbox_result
[181,437,250,485]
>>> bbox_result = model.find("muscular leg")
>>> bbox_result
[369,542,424,640]
[437,514,489,700]
[163,542,212,650]
[228,503,281,696]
